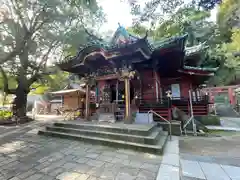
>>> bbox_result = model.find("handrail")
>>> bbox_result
[148,109,172,141]
[183,115,194,129]
[182,90,197,136]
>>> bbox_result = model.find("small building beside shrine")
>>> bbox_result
[49,84,95,116]
[57,24,218,122]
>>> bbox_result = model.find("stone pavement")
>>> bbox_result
[206,125,240,131]
[179,134,240,180]
[156,136,180,180]
[0,119,162,180]
[206,117,240,132]
[180,157,240,180]
[220,117,240,128]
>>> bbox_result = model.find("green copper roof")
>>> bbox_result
[76,25,188,54]
[61,25,210,67]
[183,65,219,72]
[185,43,208,56]
[148,34,188,50]
[75,25,209,58]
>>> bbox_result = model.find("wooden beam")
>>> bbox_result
[96,74,118,81]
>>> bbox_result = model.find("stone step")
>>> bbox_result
[53,122,155,136]
[157,121,182,136]
[45,126,162,145]
[38,129,169,154]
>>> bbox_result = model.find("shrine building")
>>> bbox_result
[57,24,218,123]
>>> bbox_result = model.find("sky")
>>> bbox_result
[98,0,133,32]
[98,0,217,32]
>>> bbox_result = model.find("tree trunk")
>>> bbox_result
[12,86,29,118]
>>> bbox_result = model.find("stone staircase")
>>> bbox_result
[98,113,116,123]
[38,122,169,154]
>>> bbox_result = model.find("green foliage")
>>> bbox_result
[30,84,50,95]
[128,0,220,27]
[222,28,240,68]
[0,0,105,83]
[30,69,70,94]
[46,71,70,91]
[153,7,214,46]
[129,0,183,26]
[217,0,240,41]
[0,93,13,105]
[128,3,240,86]
[0,0,105,118]
[129,6,216,46]
[0,109,13,119]
[208,28,240,85]
[127,25,149,37]
[0,74,17,90]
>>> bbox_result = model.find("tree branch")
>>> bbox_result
[30,4,50,33]
[84,28,103,41]
[0,29,33,65]
[78,17,103,41]
[28,41,59,86]
[9,0,29,33]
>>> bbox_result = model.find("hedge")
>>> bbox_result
[0,109,13,120]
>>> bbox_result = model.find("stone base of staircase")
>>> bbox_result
[38,121,169,154]
[157,120,182,136]
[98,113,116,123]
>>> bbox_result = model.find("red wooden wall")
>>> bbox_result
[141,70,157,101]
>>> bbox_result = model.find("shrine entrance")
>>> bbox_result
[99,79,136,122]
[104,80,135,104]
[114,80,134,104]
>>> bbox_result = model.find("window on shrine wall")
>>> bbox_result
[171,84,181,99]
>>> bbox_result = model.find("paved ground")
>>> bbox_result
[0,116,162,180]
[180,135,240,158]
[2,115,240,180]
[206,117,240,131]
[205,125,240,131]
[179,129,240,180]
[157,136,180,180]
[180,158,240,180]
[220,117,240,128]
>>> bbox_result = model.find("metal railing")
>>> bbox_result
[148,109,172,141]
[138,95,209,106]
[182,116,194,135]
[182,90,197,136]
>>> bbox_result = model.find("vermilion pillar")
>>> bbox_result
[228,87,235,105]
[98,80,106,102]
[85,84,90,119]
[124,77,131,123]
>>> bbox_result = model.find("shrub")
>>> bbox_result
[195,115,221,126]
[0,109,13,119]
